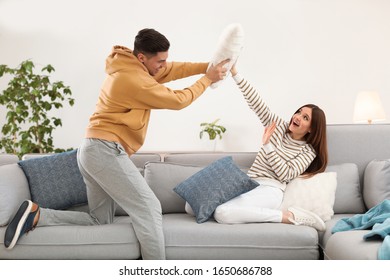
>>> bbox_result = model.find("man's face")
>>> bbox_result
[137,51,168,76]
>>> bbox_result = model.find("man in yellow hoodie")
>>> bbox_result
[4,28,228,260]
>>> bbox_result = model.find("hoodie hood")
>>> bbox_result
[105,45,145,74]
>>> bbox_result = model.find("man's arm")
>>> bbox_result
[115,59,229,110]
[153,62,208,84]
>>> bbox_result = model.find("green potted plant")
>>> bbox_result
[199,118,226,151]
[0,60,75,159]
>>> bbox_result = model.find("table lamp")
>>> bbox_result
[353,91,386,124]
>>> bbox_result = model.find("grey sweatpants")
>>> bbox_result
[37,138,165,260]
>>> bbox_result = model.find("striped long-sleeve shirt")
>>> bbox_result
[233,74,316,188]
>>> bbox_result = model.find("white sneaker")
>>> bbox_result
[288,207,326,231]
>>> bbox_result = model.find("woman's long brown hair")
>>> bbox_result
[291,104,328,177]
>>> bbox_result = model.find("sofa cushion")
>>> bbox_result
[326,163,365,214]
[0,164,31,226]
[18,150,87,210]
[0,154,19,166]
[144,160,255,215]
[163,152,256,169]
[0,216,140,260]
[173,156,259,223]
[163,214,320,260]
[363,159,390,209]
[129,153,162,176]
[280,172,337,221]
[144,162,203,214]
[324,230,381,260]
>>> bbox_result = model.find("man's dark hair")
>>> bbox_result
[133,28,170,57]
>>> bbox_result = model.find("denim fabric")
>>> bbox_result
[174,156,259,223]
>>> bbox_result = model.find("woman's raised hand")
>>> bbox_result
[262,122,277,145]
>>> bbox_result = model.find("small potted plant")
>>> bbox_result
[199,118,226,151]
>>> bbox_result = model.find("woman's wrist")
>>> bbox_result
[232,73,242,83]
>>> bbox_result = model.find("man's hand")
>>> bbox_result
[262,122,277,145]
[206,59,230,83]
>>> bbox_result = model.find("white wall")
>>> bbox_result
[1,0,389,153]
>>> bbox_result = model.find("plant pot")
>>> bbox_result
[200,138,221,152]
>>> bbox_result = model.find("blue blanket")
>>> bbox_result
[332,200,390,260]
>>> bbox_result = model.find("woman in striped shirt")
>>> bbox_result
[214,65,328,231]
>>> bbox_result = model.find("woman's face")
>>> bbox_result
[289,106,313,140]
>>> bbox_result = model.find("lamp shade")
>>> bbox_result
[353,91,386,124]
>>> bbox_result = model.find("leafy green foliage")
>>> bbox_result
[0,60,74,158]
[199,118,227,140]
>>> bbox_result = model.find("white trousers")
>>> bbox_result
[214,180,284,224]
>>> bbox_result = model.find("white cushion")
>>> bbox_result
[185,202,195,216]
[208,23,244,89]
[280,172,337,221]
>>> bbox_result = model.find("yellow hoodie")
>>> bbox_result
[85,46,212,155]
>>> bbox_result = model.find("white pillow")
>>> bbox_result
[185,201,195,216]
[280,172,337,222]
[208,23,244,89]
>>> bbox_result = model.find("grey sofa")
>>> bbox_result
[0,124,389,260]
